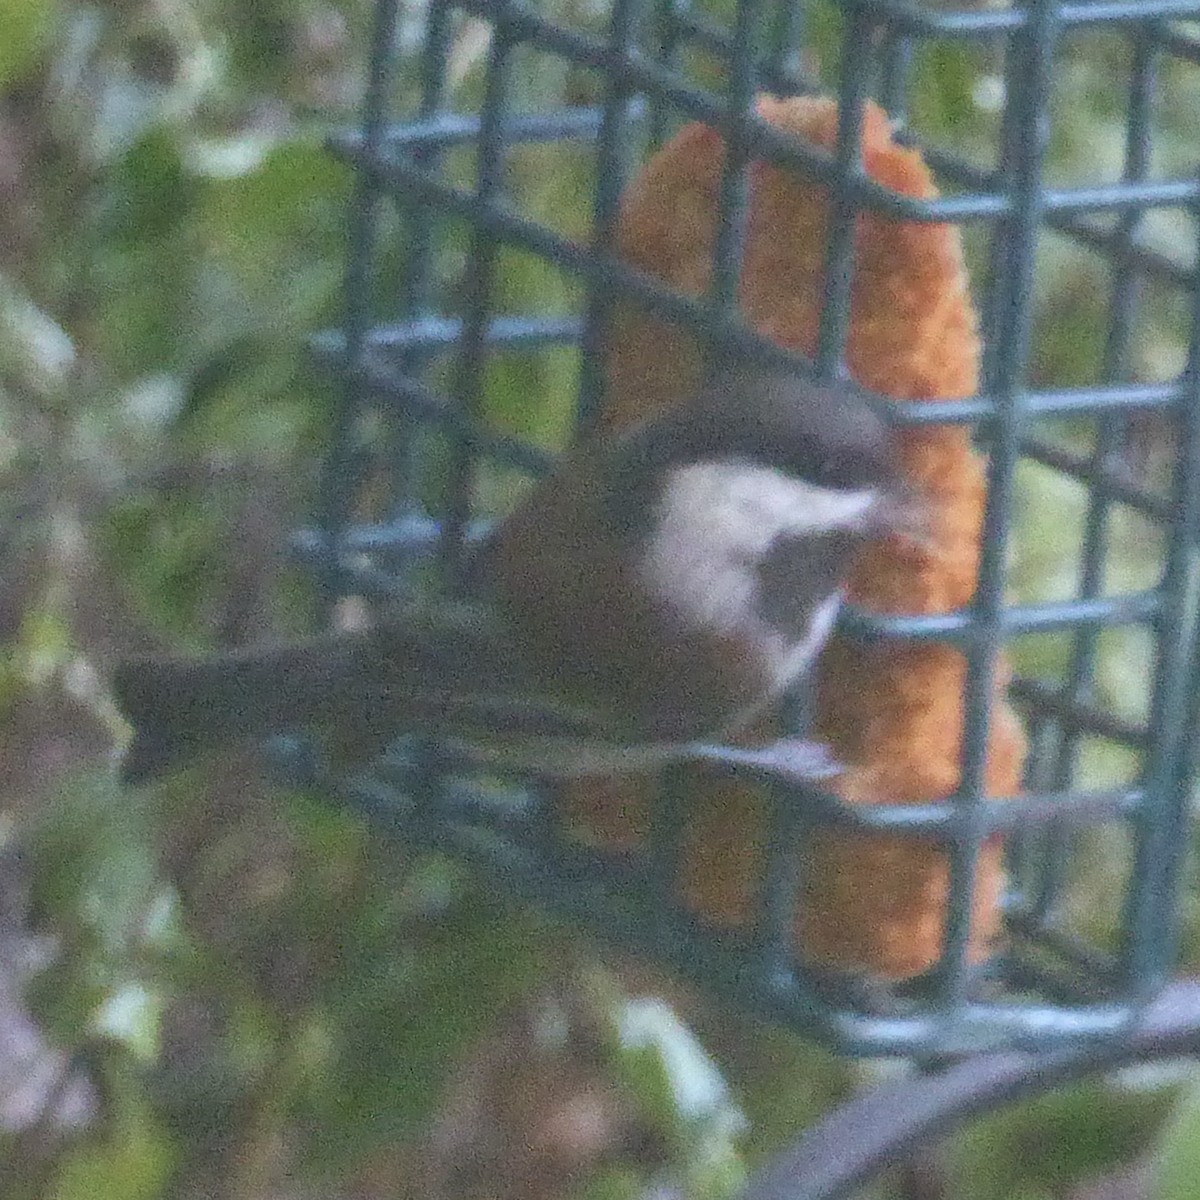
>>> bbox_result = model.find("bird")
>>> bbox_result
[113,366,909,787]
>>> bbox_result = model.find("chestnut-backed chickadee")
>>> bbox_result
[114,367,906,786]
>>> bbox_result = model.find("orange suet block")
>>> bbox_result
[561,95,1026,978]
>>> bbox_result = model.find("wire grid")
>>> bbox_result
[298,0,1200,1056]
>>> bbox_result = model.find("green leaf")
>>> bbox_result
[1152,1073,1200,1200]
[93,982,166,1063]
[108,129,191,245]
[52,1094,176,1200]
[579,1165,644,1200]
[202,137,347,281]
[615,998,747,1199]
[950,1079,1176,1200]
[293,892,553,1167]
[0,0,56,88]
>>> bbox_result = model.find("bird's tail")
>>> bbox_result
[113,633,370,785]
[111,606,593,785]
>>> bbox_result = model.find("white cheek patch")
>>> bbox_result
[654,462,877,551]
[639,462,874,690]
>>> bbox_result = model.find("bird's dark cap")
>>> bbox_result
[611,366,902,496]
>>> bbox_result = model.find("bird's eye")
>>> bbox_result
[808,451,867,490]
[805,438,895,491]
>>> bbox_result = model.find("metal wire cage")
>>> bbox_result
[298,0,1200,1057]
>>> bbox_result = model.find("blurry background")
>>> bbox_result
[3,0,1200,1197]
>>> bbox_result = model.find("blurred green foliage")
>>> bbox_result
[3,0,1200,1197]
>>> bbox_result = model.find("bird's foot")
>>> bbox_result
[683,738,843,784]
